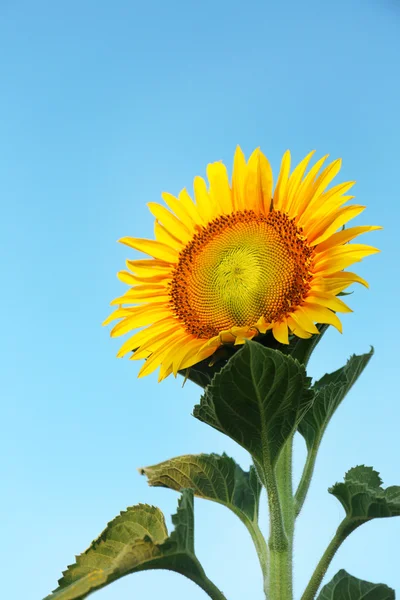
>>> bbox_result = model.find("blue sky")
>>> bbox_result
[1,1,399,598]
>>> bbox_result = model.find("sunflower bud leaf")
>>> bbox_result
[43,490,226,600]
[317,569,395,600]
[193,341,313,468]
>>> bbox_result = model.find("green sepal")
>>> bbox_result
[193,341,313,468]
[44,490,225,600]
[298,349,373,451]
[317,569,395,600]
[330,465,400,521]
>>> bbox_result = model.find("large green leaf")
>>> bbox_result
[193,341,313,468]
[140,453,261,524]
[317,569,395,600]
[44,490,226,600]
[298,349,373,451]
[330,465,400,521]
[139,452,267,569]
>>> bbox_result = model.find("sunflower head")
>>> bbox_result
[104,147,380,381]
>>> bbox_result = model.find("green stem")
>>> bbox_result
[245,463,270,595]
[247,521,269,584]
[277,437,295,541]
[265,470,289,600]
[294,441,319,517]
[263,465,288,553]
[254,458,288,600]
[190,568,228,600]
[300,519,357,600]
[270,437,295,600]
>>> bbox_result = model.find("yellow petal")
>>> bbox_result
[284,150,315,215]
[290,307,320,334]
[255,316,272,334]
[273,150,291,211]
[172,338,205,375]
[259,151,274,214]
[318,255,376,275]
[308,182,355,218]
[315,225,382,253]
[137,331,184,378]
[102,307,138,326]
[161,192,196,230]
[301,303,343,332]
[317,181,355,205]
[314,244,380,273]
[305,292,352,313]
[245,148,263,212]
[159,364,174,381]
[307,205,366,244]
[178,188,204,225]
[111,284,169,303]
[207,161,232,214]
[325,271,369,289]
[110,304,172,331]
[154,221,182,248]
[119,237,178,262]
[148,202,191,243]
[230,325,258,340]
[200,335,224,350]
[132,326,183,359]
[287,316,312,339]
[158,337,193,380]
[291,155,329,216]
[112,296,170,306]
[272,320,289,344]
[232,146,247,211]
[130,348,150,361]
[180,343,220,371]
[116,318,180,358]
[110,306,169,337]
[234,332,257,345]
[118,270,171,285]
[299,158,342,219]
[135,324,182,355]
[110,313,149,338]
[126,258,173,275]
[194,176,214,222]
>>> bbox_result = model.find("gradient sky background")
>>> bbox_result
[1,1,399,599]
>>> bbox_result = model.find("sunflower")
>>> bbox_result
[104,148,380,381]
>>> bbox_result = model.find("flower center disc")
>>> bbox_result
[170,210,313,338]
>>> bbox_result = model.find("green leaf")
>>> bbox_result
[140,453,261,523]
[193,341,313,468]
[44,490,226,600]
[298,349,373,451]
[140,453,268,578]
[317,569,395,600]
[329,465,400,521]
